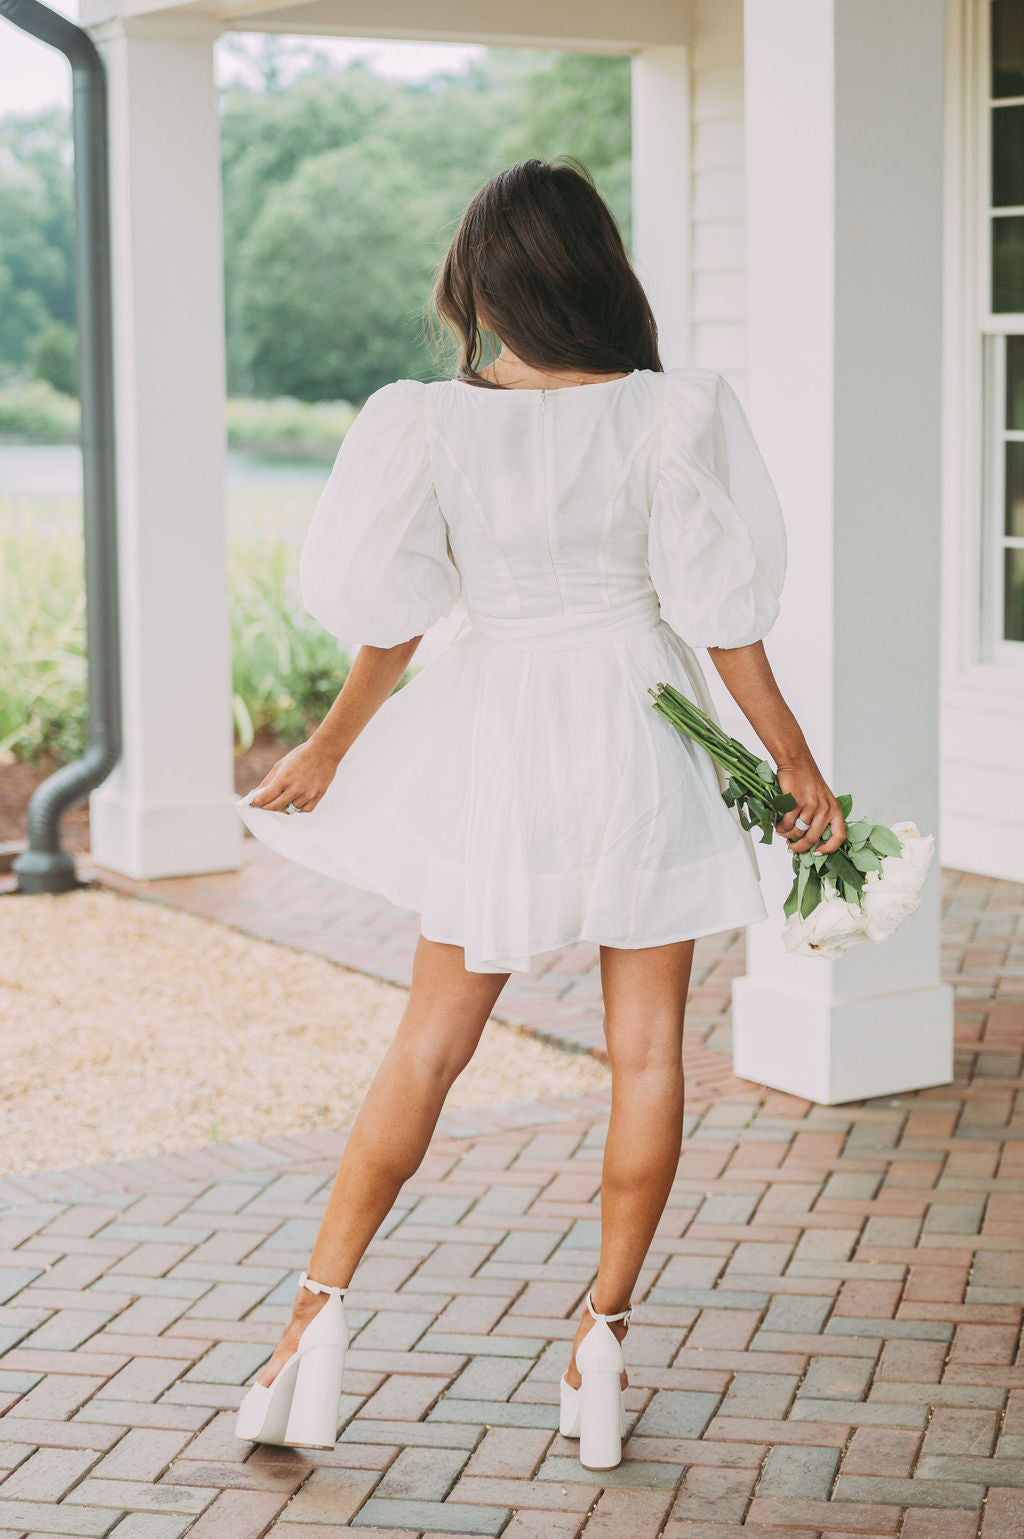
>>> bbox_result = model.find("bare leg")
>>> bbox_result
[258,936,510,1386]
[564,938,694,1391]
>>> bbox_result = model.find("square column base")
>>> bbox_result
[89,787,243,880]
[731,974,955,1105]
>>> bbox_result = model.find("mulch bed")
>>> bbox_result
[0,732,288,854]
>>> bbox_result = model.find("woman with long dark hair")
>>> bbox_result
[234,156,845,1471]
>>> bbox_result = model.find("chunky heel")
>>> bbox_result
[560,1288,633,1468]
[283,1342,347,1448]
[235,1271,349,1449]
[579,1369,624,1469]
[560,1375,627,1441]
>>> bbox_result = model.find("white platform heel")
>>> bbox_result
[558,1289,632,1470]
[235,1271,349,1450]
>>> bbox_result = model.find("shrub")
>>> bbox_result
[29,321,78,397]
[0,514,416,767]
[0,522,87,764]
[0,379,80,443]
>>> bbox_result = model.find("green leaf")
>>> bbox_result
[845,819,872,847]
[796,860,809,907]
[755,759,777,783]
[837,793,854,819]
[800,866,821,918]
[848,844,883,874]
[869,824,904,858]
[828,848,866,891]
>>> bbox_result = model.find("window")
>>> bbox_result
[985,0,1024,647]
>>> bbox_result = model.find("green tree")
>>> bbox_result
[219,65,401,388]
[0,50,633,403]
[29,318,77,395]
[234,138,443,400]
[221,49,632,399]
[0,108,75,378]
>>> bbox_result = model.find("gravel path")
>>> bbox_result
[1,887,609,1175]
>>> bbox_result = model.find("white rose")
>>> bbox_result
[860,874,922,942]
[890,823,934,882]
[874,855,925,896]
[781,895,868,958]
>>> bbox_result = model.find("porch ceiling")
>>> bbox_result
[79,0,692,48]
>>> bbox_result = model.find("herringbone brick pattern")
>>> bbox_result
[0,865,1021,1534]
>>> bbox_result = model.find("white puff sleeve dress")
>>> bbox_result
[236,366,788,974]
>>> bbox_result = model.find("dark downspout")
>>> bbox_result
[1,0,122,893]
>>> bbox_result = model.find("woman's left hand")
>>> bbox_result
[248,740,340,813]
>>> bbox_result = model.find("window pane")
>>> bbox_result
[992,0,1024,99]
[1004,547,1024,641]
[1009,337,1024,428]
[993,104,1024,206]
[1007,442,1024,536]
[992,215,1024,311]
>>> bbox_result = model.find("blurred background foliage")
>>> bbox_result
[0,44,631,417]
[0,41,631,763]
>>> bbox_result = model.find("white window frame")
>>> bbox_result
[980,0,1024,659]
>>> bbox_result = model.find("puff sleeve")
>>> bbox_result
[298,379,461,648]
[647,368,787,650]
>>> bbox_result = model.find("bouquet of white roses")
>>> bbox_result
[648,681,934,959]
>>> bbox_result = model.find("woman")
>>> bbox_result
[234,156,846,1471]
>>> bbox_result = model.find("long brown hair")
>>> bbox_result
[427,156,662,389]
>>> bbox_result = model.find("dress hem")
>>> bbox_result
[419,904,771,971]
[238,819,769,974]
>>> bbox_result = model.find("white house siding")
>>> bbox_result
[939,0,1024,882]
[684,0,1022,883]
[690,0,748,389]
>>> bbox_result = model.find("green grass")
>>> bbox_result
[0,505,418,767]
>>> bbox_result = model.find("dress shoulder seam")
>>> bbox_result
[421,372,450,535]
[654,369,670,493]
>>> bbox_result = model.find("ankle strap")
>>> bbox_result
[299,1270,348,1297]
[586,1288,632,1324]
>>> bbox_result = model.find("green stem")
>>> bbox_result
[649,683,783,807]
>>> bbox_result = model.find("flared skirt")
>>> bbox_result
[235,615,769,973]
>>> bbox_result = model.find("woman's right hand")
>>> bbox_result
[248,739,341,814]
[774,753,847,856]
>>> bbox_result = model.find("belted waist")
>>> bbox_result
[465,590,664,650]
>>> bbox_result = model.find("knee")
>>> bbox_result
[603,1018,684,1080]
[392,1030,475,1090]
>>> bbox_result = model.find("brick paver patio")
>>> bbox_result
[1,855,1022,1536]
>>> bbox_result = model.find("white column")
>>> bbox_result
[631,45,692,365]
[732,0,954,1103]
[86,15,241,879]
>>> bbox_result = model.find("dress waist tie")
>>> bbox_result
[465,590,663,651]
